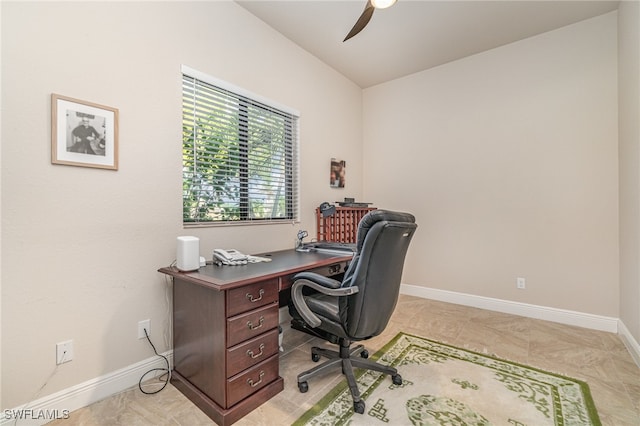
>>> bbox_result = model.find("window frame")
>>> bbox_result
[181,65,300,227]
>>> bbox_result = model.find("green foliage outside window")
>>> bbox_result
[182,74,296,224]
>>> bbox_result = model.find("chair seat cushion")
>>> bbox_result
[305,293,339,321]
[304,293,348,338]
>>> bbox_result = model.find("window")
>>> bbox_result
[182,67,299,225]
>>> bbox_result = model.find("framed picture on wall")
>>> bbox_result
[330,158,345,188]
[51,94,119,170]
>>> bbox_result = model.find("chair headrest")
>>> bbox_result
[356,210,416,252]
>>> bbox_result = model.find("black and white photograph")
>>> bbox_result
[51,94,119,170]
[330,157,345,188]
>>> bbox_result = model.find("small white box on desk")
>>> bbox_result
[176,236,200,271]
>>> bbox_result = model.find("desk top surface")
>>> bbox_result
[158,249,352,290]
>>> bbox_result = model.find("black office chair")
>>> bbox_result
[289,209,417,414]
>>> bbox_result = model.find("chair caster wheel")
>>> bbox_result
[360,349,369,359]
[311,353,320,362]
[298,381,309,393]
[353,400,365,414]
[392,374,403,385]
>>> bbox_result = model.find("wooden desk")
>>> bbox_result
[158,249,352,426]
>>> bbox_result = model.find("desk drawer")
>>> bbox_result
[226,303,279,347]
[226,354,279,407]
[227,279,279,317]
[226,328,279,378]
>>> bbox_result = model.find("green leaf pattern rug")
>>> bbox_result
[293,332,600,426]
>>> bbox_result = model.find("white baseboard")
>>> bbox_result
[400,284,640,367]
[2,307,303,425]
[400,284,619,332]
[618,320,640,368]
[5,287,638,425]
[1,351,173,426]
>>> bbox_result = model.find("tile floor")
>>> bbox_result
[48,295,640,425]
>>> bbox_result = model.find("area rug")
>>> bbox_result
[293,332,600,426]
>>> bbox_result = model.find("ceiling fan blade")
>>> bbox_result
[343,1,375,42]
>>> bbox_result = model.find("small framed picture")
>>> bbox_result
[330,158,345,188]
[51,94,119,170]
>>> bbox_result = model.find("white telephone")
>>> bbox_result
[213,249,248,265]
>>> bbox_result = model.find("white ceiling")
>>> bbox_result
[236,0,619,88]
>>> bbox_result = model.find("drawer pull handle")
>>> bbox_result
[247,343,265,359]
[247,316,264,330]
[246,289,265,303]
[247,371,265,388]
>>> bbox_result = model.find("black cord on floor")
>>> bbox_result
[138,328,170,395]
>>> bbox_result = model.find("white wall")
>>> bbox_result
[2,0,637,414]
[0,0,3,408]
[0,1,362,409]
[363,12,619,317]
[619,1,640,345]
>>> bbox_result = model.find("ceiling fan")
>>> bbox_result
[343,0,398,42]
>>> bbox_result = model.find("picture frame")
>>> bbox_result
[51,94,119,170]
[330,158,345,188]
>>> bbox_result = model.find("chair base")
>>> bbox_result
[296,338,402,414]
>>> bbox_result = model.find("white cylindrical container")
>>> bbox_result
[176,236,200,271]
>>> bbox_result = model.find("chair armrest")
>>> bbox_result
[291,277,359,328]
[293,271,342,289]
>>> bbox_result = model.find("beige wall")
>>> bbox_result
[0,1,362,408]
[619,1,640,344]
[363,12,620,316]
[2,0,638,414]
[0,0,3,408]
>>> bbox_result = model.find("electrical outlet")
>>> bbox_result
[56,340,73,364]
[516,277,526,289]
[138,319,150,339]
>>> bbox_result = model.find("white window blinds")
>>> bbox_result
[182,69,299,225]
